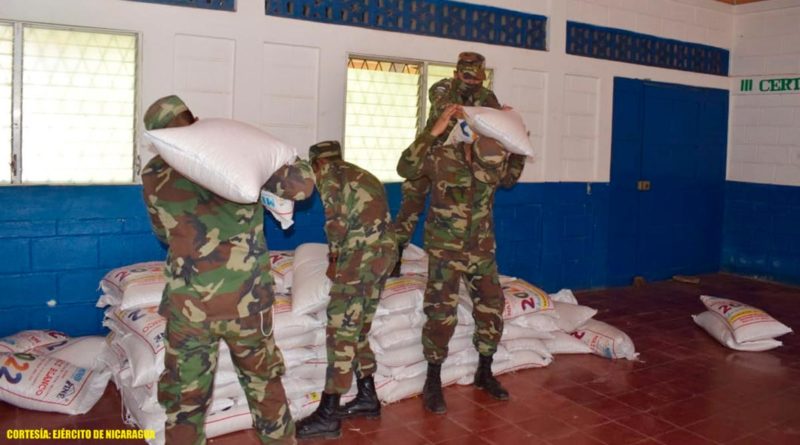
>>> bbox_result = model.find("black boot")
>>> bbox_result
[422,363,447,414]
[474,354,509,400]
[296,392,341,440]
[337,376,381,419]
[390,245,404,277]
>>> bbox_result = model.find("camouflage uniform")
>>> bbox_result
[310,141,397,395]
[142,95,315,445]
[397,132,526,364]
[394,53,501,249]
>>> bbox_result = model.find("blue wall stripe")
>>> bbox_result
[264,0,548,51]
[722,181,800,286]
[567,21,729,76]
[1,179,798,336]
[129,0,235,11]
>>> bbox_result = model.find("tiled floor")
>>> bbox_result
[2,273,800,444]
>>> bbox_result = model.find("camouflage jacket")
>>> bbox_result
[396,133,525,255]
[142,156,315,322]
[425,78,501,146]
[315,160,396,257]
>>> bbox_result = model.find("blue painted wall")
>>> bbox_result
[722,181,800,286]
[2,178,796,337]
[0,182,614,337]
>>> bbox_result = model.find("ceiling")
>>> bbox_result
[713,0,774,4]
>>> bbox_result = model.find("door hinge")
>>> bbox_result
[10,153,17,177]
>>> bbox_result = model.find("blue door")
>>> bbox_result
[608,78,728,285]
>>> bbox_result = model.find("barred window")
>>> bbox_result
[2,22,138,184]
[344,56,492,182]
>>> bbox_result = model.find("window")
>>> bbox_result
[2,22,138,184]
[344,56,492,182]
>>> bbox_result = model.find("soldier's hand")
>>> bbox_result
[430,104,461,138]
[326,255,337,281]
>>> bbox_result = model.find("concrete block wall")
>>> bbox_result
[722,1,800,284]
[0,186,164,336]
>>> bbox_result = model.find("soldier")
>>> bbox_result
[397,104,527,414]
[392,51,503,277]
[295,141,397,440]
[142,95,315,445]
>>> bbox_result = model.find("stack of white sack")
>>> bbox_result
[0,330,111,415]
[96,254,313,444]
[288,242,640,407]
[693,295,793,351]
[289,243,469,405]
[543,288,640,360]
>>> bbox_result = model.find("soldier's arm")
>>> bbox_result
[262,157,316,201]
[398,103,460,180]
[140,160,168,245]
[320,172,347,259]
[500,154,526,188]
[396,132,436,180]
[425,79,451,129]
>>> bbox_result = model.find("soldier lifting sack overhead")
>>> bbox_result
[397,102,527,415]
[392,52,504,277]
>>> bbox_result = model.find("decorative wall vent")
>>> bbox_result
[129,0,235,11]
[265,0,547,51]
[567,21,729,77]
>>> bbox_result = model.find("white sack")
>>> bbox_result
[273,294,324,340]
[30,336,109,370]
[97,261,165,310]
[543,331,593,355]
[700,295,792,343]
[0,330,69,354]
[553,302,597,333]
[693,311,783,352]
[0,353,111,415]
[398,244,429,275]
[376,274,427,317]
[105,307,166,387]
[145,118,298,203]
[261,190,295,230]
[499,276,557,319]
[291,243,331,316]
[550,288,579,304]
[269,251,294,294]
[502,323,555,341]
[573,319,638,360]
[462,107,535,156]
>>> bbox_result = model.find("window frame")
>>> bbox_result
[1,19,140,185]
[341,53,493,182]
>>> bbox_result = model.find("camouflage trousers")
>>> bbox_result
[422,251,504,364]
[158,307,294,445]
[324,244,397,394]
[393,177,430,248]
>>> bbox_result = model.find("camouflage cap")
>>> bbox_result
[143,95,190,130]
[309,140,343,162]
[456,52,486,81]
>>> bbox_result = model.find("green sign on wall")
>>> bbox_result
[738,75,800,94]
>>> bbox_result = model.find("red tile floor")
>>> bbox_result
[2,273,800,444]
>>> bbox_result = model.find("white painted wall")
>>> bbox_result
[729,0,800,187]
[1,0,733,183]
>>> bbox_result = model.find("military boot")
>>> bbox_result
[422,363,447,414]
[474,354,509,400]
[296,392,341,440]
[390,245,404,277]
[337,376,381,419]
